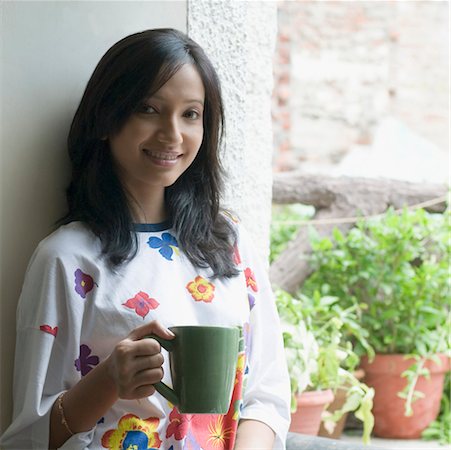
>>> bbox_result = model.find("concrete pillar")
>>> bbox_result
[187,0,278,264]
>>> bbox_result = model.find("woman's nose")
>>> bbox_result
[156,116,183,145]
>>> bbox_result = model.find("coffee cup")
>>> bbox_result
[146,325,242,414]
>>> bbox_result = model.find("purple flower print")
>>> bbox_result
[74,269,96,299]
[75,344,99,376]
[248,293,256,310]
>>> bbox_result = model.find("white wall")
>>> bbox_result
[0,0,186,432]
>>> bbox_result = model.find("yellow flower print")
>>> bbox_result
[101,414,161,450]
[235,353,245,384]
[186,276,215,302]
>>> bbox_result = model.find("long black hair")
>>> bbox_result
[60,28,238,278]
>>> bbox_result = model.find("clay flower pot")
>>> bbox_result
[289,389,334,435]
[360,353,450,439]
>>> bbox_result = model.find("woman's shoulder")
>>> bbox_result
[32,221,100,264]
[220,209,243,235]
[220,210,254,251]
[221,210,250,234]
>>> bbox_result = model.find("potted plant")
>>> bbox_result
[275,289,375,443]
[303,207,451,439]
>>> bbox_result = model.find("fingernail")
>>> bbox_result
[168,329,175,337]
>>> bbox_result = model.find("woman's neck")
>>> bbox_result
[127,188,167,224]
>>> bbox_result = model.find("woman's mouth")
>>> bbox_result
[143,149,182,166]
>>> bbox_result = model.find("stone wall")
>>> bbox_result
[272,1,449,172]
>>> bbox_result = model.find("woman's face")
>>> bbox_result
[109,63,205,199]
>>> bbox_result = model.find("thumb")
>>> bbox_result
[129,320,175,341]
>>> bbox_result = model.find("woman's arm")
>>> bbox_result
[49,359,117,448]
[49,320,174,449]
[234,419,275,449]
[233,223,292,447]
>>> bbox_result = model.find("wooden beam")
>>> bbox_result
[270,172,447,293]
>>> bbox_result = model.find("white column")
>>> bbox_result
[188,0,278,264]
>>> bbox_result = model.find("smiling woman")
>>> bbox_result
[63,29,232,276]
[0,28,290,450]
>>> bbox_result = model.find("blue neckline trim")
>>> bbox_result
[132,220,172,232]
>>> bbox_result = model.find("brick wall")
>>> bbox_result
[272,1,449,172]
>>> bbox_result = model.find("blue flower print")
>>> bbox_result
[147,232,179,261]
[122,430,153,450]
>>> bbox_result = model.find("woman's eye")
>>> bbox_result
[139,104,157,114]
[184,110,201,120]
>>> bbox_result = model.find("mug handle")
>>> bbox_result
[144,334,179,407]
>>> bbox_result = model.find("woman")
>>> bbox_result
[1,29,290,449]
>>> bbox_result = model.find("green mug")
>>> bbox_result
[147,325,242,414]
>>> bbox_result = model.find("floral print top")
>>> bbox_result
[1,219,290,450]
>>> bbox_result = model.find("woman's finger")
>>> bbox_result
[128,320,175,341]
[127,338,162,356]
[134,353,165,372]
[134,367,164,387]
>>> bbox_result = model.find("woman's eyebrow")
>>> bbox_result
[147,95,204,107]
[185,99,204,106]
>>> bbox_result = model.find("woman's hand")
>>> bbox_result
[106,320,175,400]
[49,321,174,448]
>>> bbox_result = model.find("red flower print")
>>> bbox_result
[186,276,215,303]
[39,324,58,337]
[166,408,192,440]
[233,245,241,266]
[74,269,96,298]
[165,406,240,449]
[244,267,258,292]
[191,415,233,450]
[123,291,159,319]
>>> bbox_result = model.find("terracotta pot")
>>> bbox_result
[360,353,450,439]
[289,389,334,435]
[318,369,365,439]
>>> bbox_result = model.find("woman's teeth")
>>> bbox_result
[144,149,179,160]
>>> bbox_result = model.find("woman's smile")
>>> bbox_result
[142,149,183,167]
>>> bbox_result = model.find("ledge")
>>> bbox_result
[287,433,385,450]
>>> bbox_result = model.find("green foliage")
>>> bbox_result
[270,204,314,263]
[303,207,451,419]
[304,208,450,357]
[422,372,451,445]
[271,205,450,441]
[275,289,374,443]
